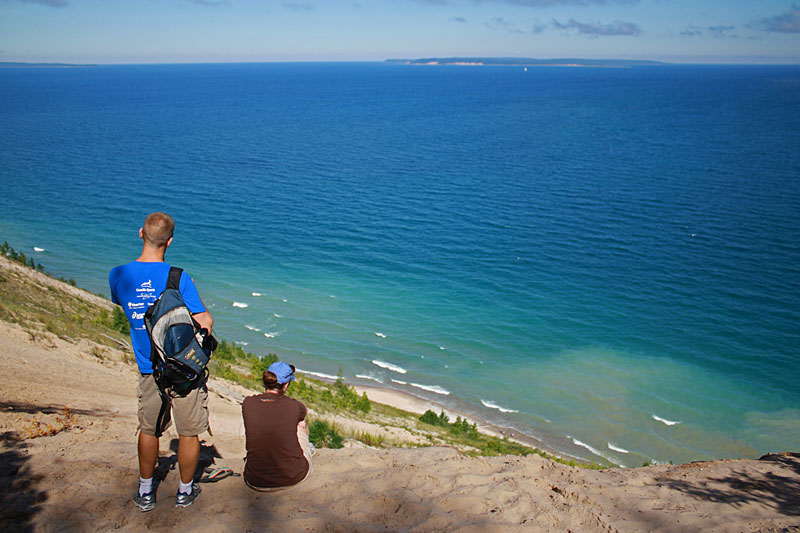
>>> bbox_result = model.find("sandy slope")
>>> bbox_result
[1,272,798,531]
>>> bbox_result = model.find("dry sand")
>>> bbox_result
[1,269,798,531]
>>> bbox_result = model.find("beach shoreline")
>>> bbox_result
[296,370,561,461]
[2,254,800,531]
[349,383,561,456]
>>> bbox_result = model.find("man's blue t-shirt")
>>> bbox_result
[109,261,206,374]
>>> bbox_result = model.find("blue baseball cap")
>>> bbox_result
[268,361,296,384]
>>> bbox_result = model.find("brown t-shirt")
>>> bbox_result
[242,392,309,488]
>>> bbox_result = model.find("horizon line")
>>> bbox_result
[2,57,800,67]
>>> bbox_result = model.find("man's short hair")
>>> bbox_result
[142,212,175,247]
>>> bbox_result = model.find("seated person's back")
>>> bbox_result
[242,362,312,490]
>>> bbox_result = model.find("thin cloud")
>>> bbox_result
[762,5,800,33]
[486,16,525,34]
[281,2,314,10]
[481,0,639,5]
[707,25,735,38]
[450,16,467,23]
[553,18,641,36]
[681,25,736,39]
[17,0,68,7]
[188,0,230,5]
[411,0,638,5]
[531,22,547,34]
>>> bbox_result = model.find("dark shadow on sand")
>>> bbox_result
[155,439,226,488]
[0,400,115,417]
[0,400,118,531]
[660,453,800,518]
[0,433,47,533]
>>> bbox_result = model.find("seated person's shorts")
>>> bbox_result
[138,374,209,437]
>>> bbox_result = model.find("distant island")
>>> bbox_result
[386,57,665,68]
[0,62,97,68]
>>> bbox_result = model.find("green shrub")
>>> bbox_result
[308,419,344,449]
[356,430,385,447]
[334,378,372,413]
[250,351,279,378]
[448,416,479,439]
[419,409,450,427]
[111,306,129,334]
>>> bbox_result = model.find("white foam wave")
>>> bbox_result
[263,332,280,339]
[235,341,249,346]
[296,368,338,381]
[355,374,383,384]
[391,379,408,385]
[372,360,406,374]
[409,382,450,395]
[273,313,282,318]
[439,346,446,350]
[608,442,629,454]
[252,292,262,297]
[33,247,45,252]
[569,436,605,458]
[480,399,519,413]
[374,332,386,338]
[652,414,681,426]
[282,299,287,303]
[245,325,260,332]
[232,302,248,308]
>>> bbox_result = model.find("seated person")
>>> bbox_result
[242,361,313,491]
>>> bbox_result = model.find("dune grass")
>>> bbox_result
[1,240,608,467]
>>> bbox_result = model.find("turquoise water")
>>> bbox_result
[1,63,798,465]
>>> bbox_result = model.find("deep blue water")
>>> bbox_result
[1,62,799,465]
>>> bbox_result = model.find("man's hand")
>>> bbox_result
[192,311,214,334]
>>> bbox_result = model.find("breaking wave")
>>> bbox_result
[652,414,681,426]
[480,399,519,413]
[372,360,406,374]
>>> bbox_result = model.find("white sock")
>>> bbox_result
[178,480,193,494]
[139,477,153,496]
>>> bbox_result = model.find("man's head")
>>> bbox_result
[140,212,175,248]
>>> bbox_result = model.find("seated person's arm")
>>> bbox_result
[298,419,309,436]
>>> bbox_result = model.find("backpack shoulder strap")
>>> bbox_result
[167,266,183,291]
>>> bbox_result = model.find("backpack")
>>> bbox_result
[143,266,217,437]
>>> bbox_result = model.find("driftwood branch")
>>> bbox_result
[100,333,131,350]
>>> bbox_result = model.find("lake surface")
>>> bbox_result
[1,62,799,465]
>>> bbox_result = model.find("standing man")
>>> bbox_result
[109,212,213,511]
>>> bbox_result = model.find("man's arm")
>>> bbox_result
[192,310,214,334]
[181,273,213,333]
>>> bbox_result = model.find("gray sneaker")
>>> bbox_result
[175,482,201,508]
[133,491,156,512]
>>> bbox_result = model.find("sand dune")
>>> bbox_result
[0,256,798,531]
[2,319,798,532]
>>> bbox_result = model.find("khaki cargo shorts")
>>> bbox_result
[138,374,209,437]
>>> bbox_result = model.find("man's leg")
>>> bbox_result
[172,386,207,507]
[177,435,200,484]
[138,432,159,479]
[175,434,202,507]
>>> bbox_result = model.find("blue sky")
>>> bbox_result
[1,0,799,64]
